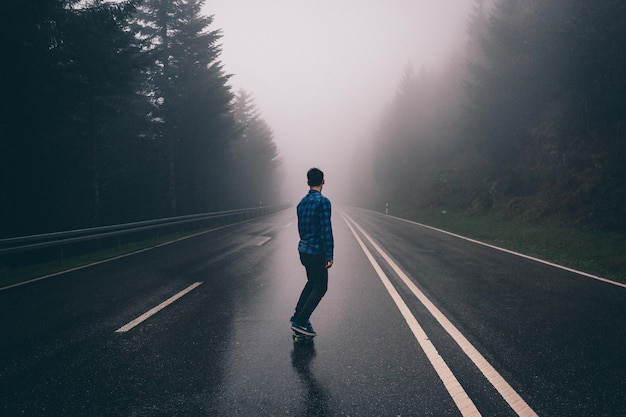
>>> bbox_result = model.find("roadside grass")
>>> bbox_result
[0,226,225,290]
[390,208,626,284]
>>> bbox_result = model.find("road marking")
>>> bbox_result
[0,222,244,292]
[115,282,203,333]
[387,213,626,289]
[257,236,272,246]
[342,213,481,417]
[343,212,538,417]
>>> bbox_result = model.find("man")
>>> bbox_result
[290,167,334,337]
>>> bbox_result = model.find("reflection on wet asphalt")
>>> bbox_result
[291,342,330,417]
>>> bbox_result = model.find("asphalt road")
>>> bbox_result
[1,207,624,416]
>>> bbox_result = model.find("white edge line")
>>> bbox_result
[0,221,246,292]
[382,212,626,289]
[115,282,203,333]
[343,211,538,417]
[341,212,482,417]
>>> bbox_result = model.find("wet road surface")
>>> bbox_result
[1,207,625,416]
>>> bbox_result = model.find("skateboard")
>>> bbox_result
[292,329,315,344]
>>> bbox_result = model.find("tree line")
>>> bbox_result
[0,0,281,238]
[367,0,626,231]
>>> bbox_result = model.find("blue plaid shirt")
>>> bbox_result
[297,190,334,261]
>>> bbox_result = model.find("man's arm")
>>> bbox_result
[319,198,334,267]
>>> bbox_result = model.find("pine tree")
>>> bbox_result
[132,0,236,216]
[229,90,281,207]
[1,0,145,235]
[59,1,145,226]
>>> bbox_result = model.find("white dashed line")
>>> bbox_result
[115,282,203,333]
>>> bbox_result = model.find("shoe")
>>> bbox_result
[290,316,313,330]
[291,321,317,337]
[303,321,315,334]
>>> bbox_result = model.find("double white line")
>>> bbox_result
[341,212,537,417]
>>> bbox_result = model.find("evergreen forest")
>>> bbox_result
[365,0,626,232]
[3,0,626,239]
[1,0,281,238]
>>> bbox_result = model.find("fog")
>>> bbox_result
[202,0,475,203]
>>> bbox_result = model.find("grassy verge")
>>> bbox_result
[390,208,626,283]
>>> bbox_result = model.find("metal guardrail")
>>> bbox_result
[0,204,289,262]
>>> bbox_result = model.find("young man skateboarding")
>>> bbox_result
[290,168,334,337]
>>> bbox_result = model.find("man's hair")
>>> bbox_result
[307,167,324,187]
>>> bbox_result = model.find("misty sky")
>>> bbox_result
[201,0,475,202]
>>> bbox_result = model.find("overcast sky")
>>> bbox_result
[201,0,475,202]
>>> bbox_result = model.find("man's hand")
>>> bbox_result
[326,260,334,269]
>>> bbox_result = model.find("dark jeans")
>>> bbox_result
[293,252,328,325]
